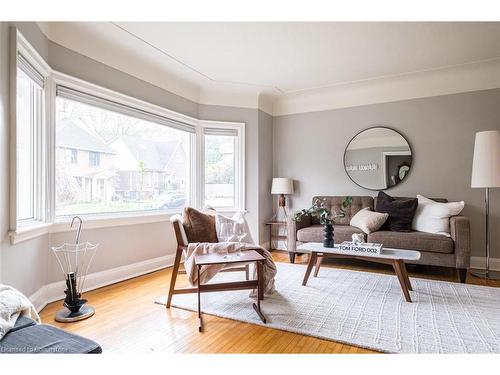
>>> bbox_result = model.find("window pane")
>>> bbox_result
[55,97,191,216]
[16,68,35,221]
[204,135,236,208]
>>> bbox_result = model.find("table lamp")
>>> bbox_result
[471,130,500,280]
[271,177,294,219]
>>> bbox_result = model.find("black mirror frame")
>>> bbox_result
[343,126,413,191]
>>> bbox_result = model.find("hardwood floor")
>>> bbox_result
[39,251,500,353]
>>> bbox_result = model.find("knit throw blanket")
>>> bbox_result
[0,284,40,340]
[184,242,277,296]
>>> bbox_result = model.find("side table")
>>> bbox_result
[265,220,287,252]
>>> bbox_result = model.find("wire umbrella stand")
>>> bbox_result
[51,217,99,322]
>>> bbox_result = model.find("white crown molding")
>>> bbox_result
[273,59,500,116]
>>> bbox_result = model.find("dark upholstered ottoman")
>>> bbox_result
[0,316,101,354]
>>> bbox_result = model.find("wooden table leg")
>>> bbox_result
[253,260,267,323]
[392,259,411,302]
[302,251,317,286]
[313,254,323,277]
[269,225,273,251]
[197,266,203,332]
[257,260,264,301]
[398,260,413,291]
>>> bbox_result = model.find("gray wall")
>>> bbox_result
[273,89,500,258]
[258,110,274,244]
[48,42,198,118]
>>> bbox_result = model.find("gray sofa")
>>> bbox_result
[287,196,471,283]
[0,316,102,354]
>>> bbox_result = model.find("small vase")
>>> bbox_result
[323,224,334,248]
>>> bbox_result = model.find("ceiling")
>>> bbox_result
[39,22,500,111]
[112,22,500,93]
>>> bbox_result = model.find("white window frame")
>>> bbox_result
[9,31,246,244]
[9,29,51,234]
[200,120,245,212]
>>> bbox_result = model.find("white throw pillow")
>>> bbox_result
[215,211,254,244]
[350,207,389,234]
[411,195,464,237]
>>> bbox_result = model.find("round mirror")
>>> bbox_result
[344,127,412,190]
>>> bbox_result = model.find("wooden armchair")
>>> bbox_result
[166,216,252,308]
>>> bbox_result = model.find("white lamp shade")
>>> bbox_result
[271,178,294,195]
[471,130,500,188]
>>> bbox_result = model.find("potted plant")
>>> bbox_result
[294,196,352,247]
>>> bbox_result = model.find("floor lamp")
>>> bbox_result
[471,130,500,280]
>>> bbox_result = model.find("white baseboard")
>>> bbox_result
[30,254,176,312]
[470,256,500,271]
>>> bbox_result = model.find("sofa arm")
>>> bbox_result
[450,215,471,269]
[287,213,312,253]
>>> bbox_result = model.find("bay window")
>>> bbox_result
[11,31,244,242]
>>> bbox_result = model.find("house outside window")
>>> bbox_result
[89,151,100,167]
[55,95,192,216]
[65,148,78,164]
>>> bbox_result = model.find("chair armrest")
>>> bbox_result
[286,213,312,253]
[450,215,471,269]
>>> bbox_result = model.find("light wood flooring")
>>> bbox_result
[39,251,500,353]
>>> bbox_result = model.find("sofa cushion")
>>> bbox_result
[0,324,102,353]
[311,196,373,225]
[412,195,464,237]
[367,230,454,254]
[350,208,389,234]
[375,191,418,232]
[297,225,365,243]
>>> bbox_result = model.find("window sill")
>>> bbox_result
[9,211,180,244]
[9,208,247,244]
[51,211,177,233]
[9,222,52,245]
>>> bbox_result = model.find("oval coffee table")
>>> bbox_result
[296,242,421,302]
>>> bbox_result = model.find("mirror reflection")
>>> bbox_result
[344,127,412,190]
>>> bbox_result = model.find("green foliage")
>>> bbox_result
[294,196,353,226]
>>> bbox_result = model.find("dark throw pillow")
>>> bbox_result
[375,191,418,232]
[182,207,218,243]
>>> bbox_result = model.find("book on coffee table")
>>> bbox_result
[338,241,383,255]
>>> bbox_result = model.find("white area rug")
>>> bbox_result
[156,263,500,353]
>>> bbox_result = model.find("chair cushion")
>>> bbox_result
[297,225,365,243]
[0,324,102,353]
[367,230,454,254]
[182,207,218,243]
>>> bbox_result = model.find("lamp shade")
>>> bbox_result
[471,130,500,188]
[271,178,294,195]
